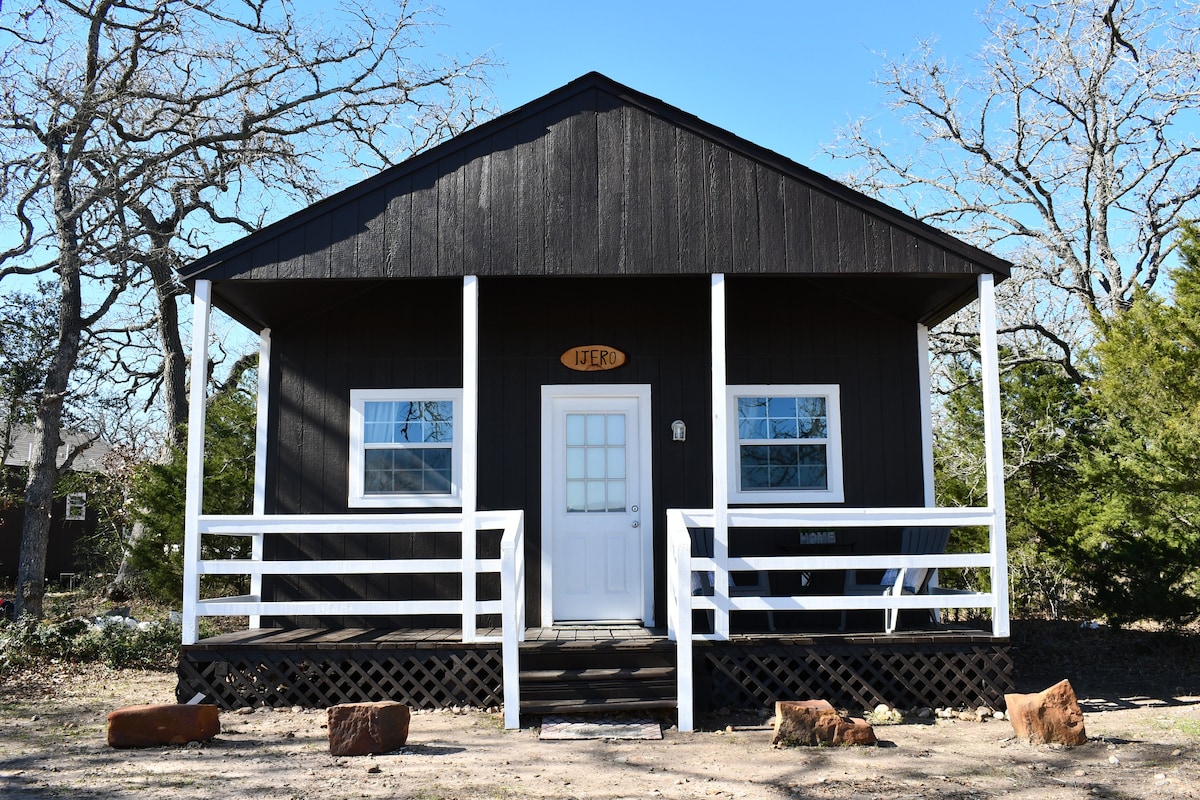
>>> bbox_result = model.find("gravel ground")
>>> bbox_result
[1,654,1198,800]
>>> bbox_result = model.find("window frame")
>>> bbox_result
[348,388,463,508]
[65,492,87,521]
[726,384,844,504]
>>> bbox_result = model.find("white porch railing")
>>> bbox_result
[183,509,527,728]
[666,506,1006,732]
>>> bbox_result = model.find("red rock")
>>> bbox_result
[772,699,877,747]
[1005,679,1087,746]
[107,704,220,748]
[327,701,411,756]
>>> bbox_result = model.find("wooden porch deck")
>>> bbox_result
[185,623,998,648]
[177,625,1012,716]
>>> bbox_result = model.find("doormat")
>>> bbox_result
[539,715,662,740]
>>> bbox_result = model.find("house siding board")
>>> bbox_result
[516,112,548,276]
[276,227,307,281]
[487,126,519,277]
[438,148,466,277]
[384,175,414,278]
[809,190,840,273]
[675,125,705,272]
[836,204,868,275]
[356,186,389,278]
[462,137,491,276]
[730,151,760,274]
[544,98,577,276]
[330,198,360,280]
[783,178,814,273]
[704,139,733,273]
[865,214,892,274]
[303,206,333,280]
[623,105,654,274]
[650,114,680,274]
[249,238,280,281]
[596,99,626,275]
[410,162,440,278]
[757,166,786,274]
[571,91,600,275]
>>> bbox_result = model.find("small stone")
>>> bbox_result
[236,707,255,715]
[291,706,303,713]
[993,710,1006,721]
[917,708,932,719]
[1172,749,1183,757]
[1108,756,1120,765]
[1074,770,1086,777]
[1155,773,1166,780]
[873,703,892,717]
[367,765,381,774]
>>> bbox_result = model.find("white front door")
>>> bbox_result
[542,385,653,624]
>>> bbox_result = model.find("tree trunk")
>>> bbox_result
[16,138,86,620]
[151,251,188,448]
[16,268,81,618]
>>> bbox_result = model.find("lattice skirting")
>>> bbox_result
[177,647,504,710]
[697,640,1013,712]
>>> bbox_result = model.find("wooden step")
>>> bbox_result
[520,697,679,714]
[520,666,675,683]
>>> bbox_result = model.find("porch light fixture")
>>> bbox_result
[671,420,686,442]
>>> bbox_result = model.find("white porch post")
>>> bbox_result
[917,324,935,508]
[711,274,730,639]
[461,276,479,641]
[978,274,1010,637]
[182,279,212,645]
[249,328,271,629]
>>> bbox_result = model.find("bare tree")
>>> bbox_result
[829,0,1200,377]
[0,0,496,618]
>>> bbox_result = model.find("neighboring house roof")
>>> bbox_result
[1,427,112,474]
[180,71,1012,330]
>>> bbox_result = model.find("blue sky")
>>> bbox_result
[430,1,989,174]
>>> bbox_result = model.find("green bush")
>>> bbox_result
[0,615,181,674]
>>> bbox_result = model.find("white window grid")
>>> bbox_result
[726,384,844,504]
[348,388,463,508]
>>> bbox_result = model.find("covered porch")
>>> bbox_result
[179,272,1010,731]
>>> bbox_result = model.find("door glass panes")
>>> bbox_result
[736,396,828,491]
[565,413,628,512]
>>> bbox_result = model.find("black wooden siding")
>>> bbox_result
[189,77,1005,338]
[261,275,923,627]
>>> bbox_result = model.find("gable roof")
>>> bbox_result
[2,428,112,474]
[181,72,1010,328]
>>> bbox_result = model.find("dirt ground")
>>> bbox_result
[2,621,1198,800]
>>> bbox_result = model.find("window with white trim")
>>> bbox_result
[65,492,87,521]
[349,389,462,508]
[727,385,844,504]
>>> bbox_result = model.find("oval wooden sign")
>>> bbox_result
[561,345,627,372]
